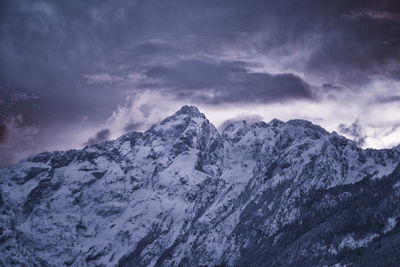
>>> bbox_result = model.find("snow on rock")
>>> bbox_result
[339,233,378,250]
[1,105,400,266]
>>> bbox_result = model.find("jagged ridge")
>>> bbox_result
[0,105,400,267]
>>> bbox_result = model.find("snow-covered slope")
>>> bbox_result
[1,106,400,266]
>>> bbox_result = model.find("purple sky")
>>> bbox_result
[1,0,400,167]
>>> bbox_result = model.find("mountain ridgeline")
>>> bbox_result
[1,106,400,266]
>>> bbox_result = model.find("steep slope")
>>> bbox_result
[0,105,399,266]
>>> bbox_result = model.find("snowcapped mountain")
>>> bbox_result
[1,105,400,266]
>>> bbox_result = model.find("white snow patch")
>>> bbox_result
[339,233,378,250]
[383,217,397,233]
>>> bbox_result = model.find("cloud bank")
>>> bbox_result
[1,0,400,166]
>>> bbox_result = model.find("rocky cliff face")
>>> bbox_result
[1,106,400,266]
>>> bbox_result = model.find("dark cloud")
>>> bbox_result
[145,60,247,90]
[124,122,143,133]
[218,115,263,132]
[138,104,154,118]
[0,115,40,168]
[321,84,348,91]
[0,125,7,143]
[85,129,111,146]
[145,59,313,103]
[339,120,367,146]
[304,2,400,85]
[376,95,400,104]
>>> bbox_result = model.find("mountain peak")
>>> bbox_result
[153,105,206,131]
[174,105,204,118]
[3,105,400,266]
[148,105,211,142]
[286,119,329,134]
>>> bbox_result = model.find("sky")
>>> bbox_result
[1,0,400,167]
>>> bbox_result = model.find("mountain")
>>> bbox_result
[1,105,400,266]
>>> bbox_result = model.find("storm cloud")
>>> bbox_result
[85,129,111,146]
[1,0,400,166]
[144,60,313,103]
[339,120,367,146]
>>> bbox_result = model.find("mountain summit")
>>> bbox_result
[1,106,400,266]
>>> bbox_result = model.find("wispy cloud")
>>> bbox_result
[84,73,124,83]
